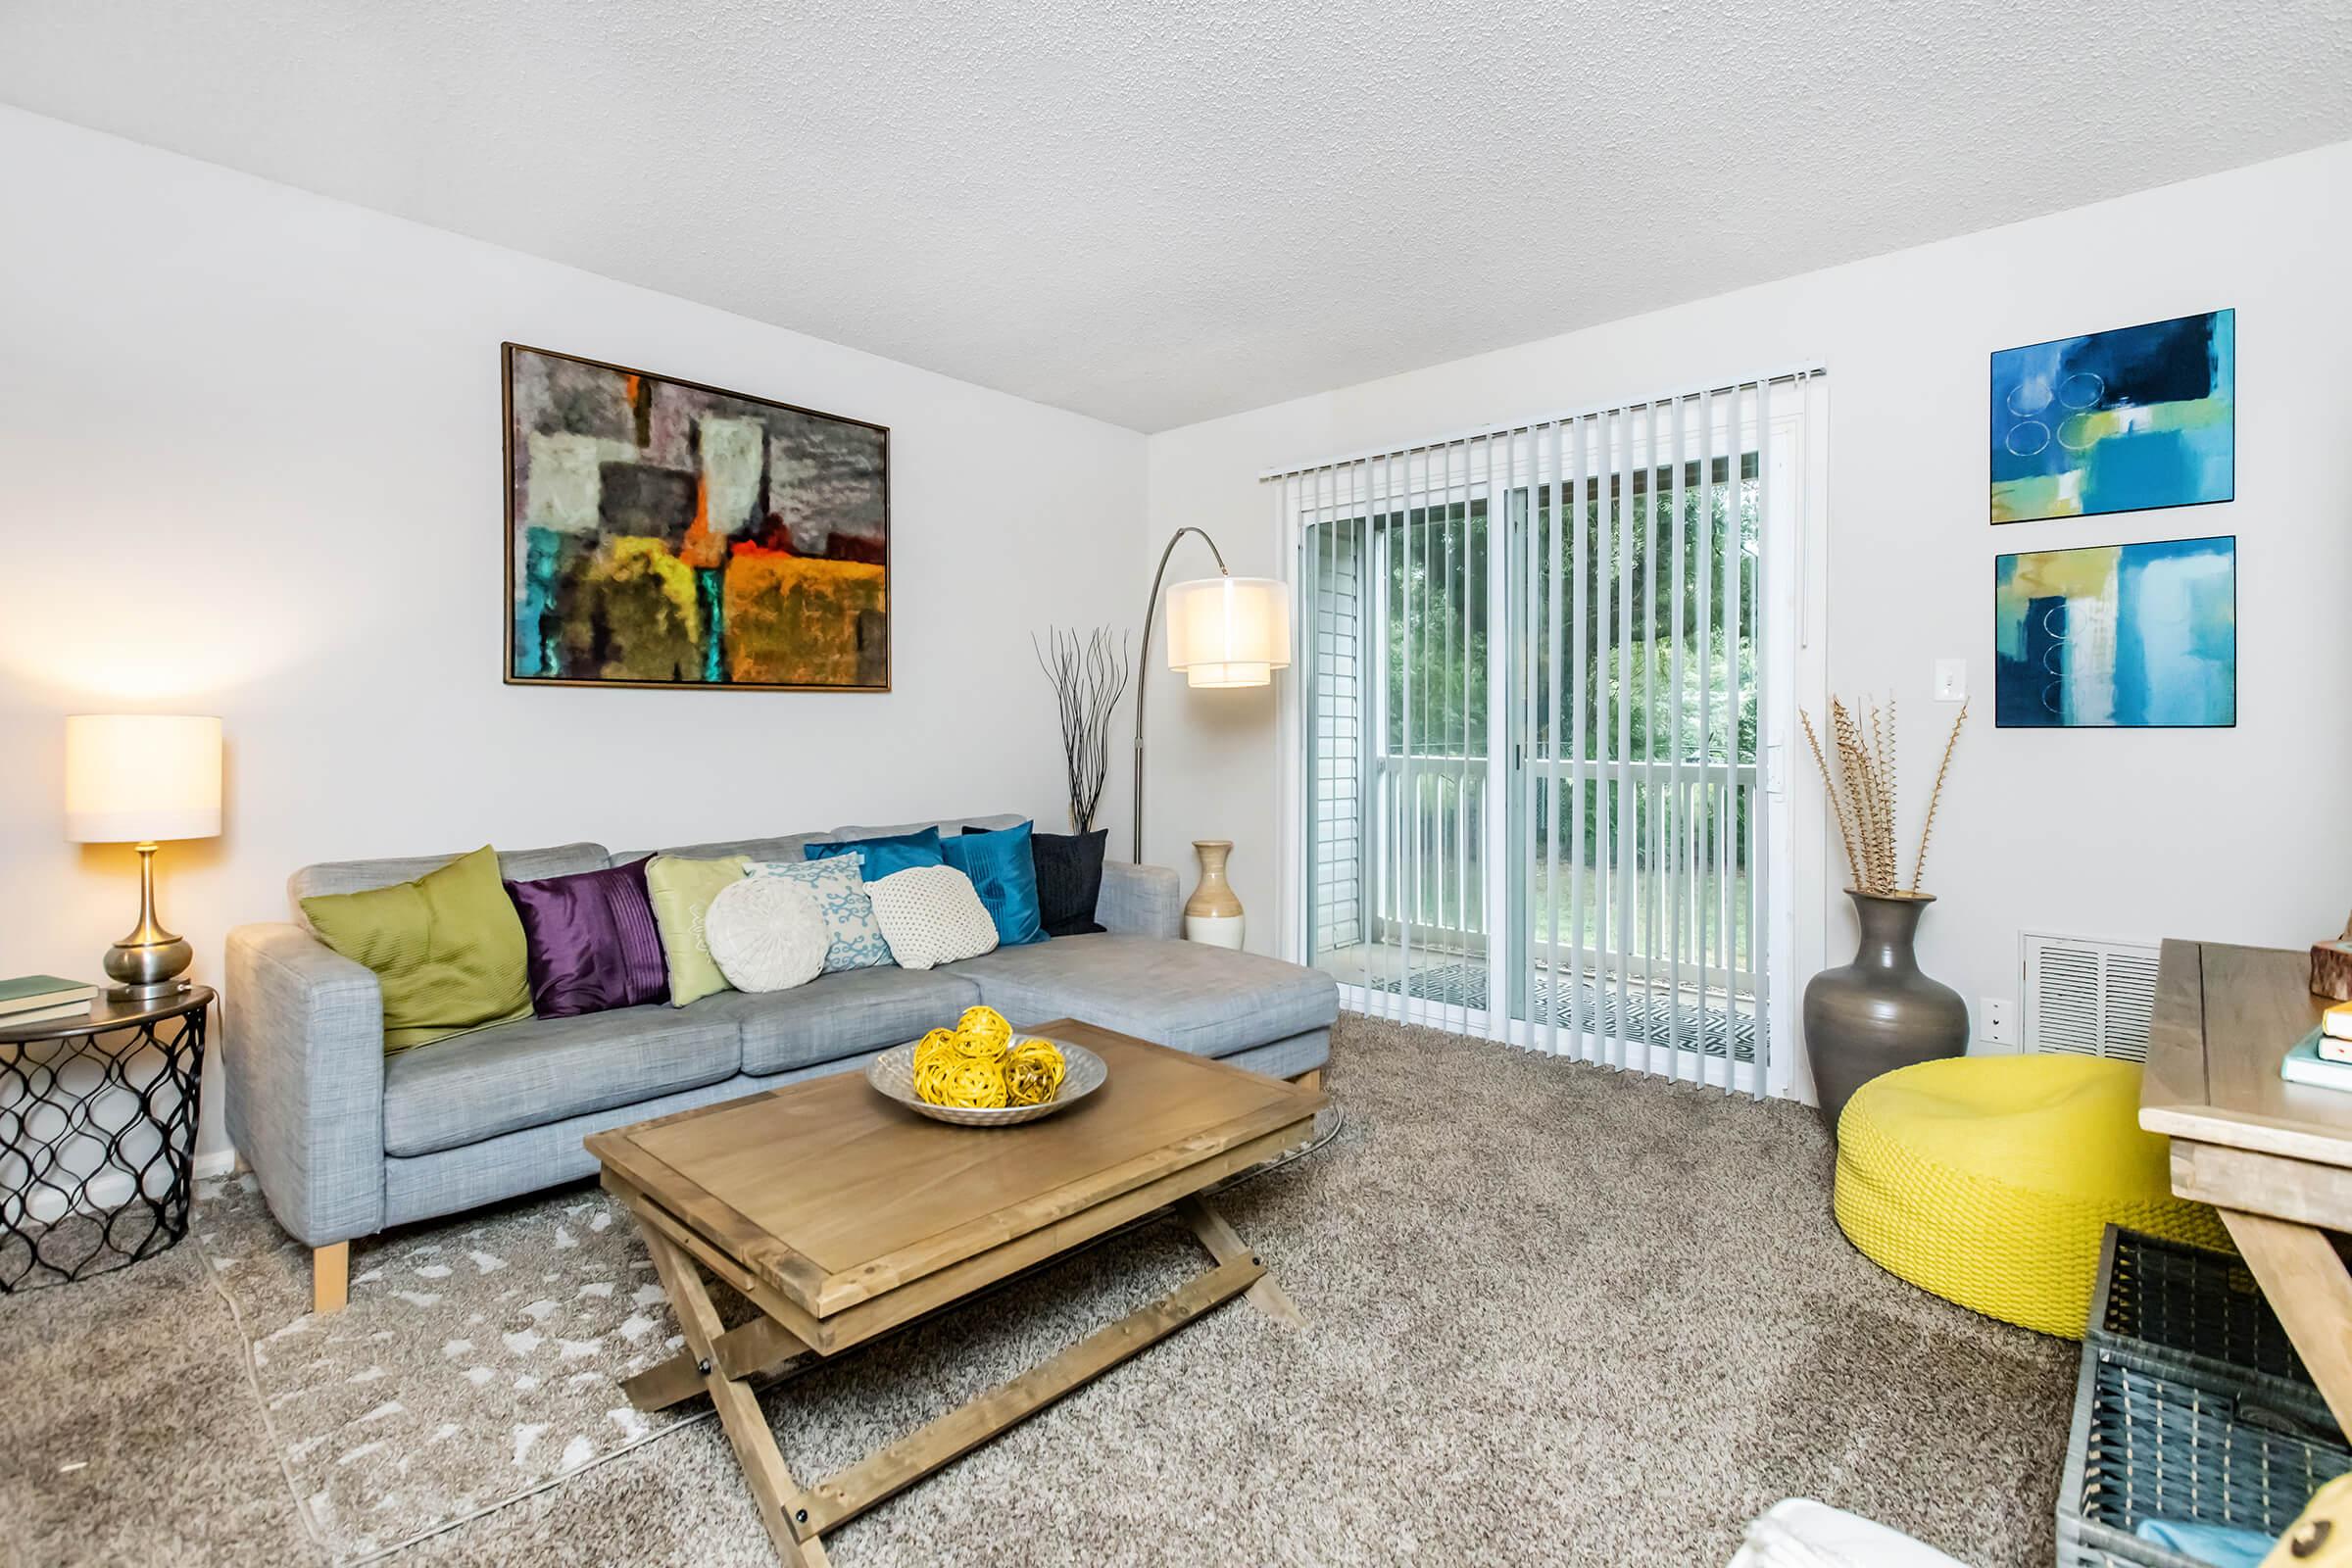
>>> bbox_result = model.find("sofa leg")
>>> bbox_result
[314,1242,350,1315]
[1291,1069,1323,1092]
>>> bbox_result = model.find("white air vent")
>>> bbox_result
[2022,932,2162,1062]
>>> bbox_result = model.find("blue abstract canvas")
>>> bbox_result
[1990,311,2234,523]
[1994,537,2234,728]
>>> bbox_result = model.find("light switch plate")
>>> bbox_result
[1935,659,1967,703]
[1980,996,2016,1047]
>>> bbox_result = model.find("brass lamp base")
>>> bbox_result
[103,842,194,1001]
[104,939,195,1001]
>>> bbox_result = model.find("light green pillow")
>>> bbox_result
[300,845,533,1053]
[643,854,751,1006]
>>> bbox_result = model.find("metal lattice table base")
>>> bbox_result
[0,994,210,1293]
[1367,959,1758,1063]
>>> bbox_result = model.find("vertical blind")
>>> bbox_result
[1279,369,1819,1099]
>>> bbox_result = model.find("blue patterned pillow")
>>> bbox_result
[745,856,893,972]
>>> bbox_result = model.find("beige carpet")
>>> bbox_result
[193,1172,705,1557]
[0,1014,2075,1567]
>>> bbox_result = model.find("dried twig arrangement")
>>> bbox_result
[1034,627,1132,833]
[1799,695,1969,897]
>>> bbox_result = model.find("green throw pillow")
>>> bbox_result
[300,845,533,1053]
[643,854,751,1006]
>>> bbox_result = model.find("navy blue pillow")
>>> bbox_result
[942,822,1047,947]
[804,826,944,879]
[972,825,1105,936]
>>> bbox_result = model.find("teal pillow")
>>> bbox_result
[942,822,1047,947]
[804,826,943,879]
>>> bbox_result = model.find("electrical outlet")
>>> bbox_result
[1981,996,2017,1048]
[1935,659,1967,702]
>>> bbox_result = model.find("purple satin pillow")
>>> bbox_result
[504,860,669,1017]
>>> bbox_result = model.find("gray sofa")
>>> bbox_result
[221,814,1338,1311]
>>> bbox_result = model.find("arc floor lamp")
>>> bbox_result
[1133,527,1291,861]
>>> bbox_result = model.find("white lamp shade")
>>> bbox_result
[65,714,223,843]
[1163,576,1290,689]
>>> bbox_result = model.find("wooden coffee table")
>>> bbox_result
[585,1018,1328,1566]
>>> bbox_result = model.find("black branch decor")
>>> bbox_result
[1035,627,1132,833]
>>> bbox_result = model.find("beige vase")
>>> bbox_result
[1184,840,1245,950]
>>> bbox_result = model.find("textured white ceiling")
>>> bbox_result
[3,2,2347,431]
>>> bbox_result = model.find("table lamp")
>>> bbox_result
[1131,528,1290,859]
[65,714,222,999]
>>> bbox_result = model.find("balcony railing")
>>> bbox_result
[1349,753,1757,1002]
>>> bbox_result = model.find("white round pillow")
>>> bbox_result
[704,876,827,993]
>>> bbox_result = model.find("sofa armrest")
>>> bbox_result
[1098,860,1183,940]
[223,923,387,1247]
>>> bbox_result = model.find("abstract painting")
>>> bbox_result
[505,344,889,690]
[1989,310,2234,523]
[1993,537,2234,728]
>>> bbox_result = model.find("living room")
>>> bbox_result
[2,6,2350,1566]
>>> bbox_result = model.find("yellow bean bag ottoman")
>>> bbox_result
[1834,1054,2228,1337]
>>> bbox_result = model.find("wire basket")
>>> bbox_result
[2058,1340,2350,1568]
[2088,1227,2314,1400]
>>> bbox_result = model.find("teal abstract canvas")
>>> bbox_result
[1989,311,2233,523]
[1993,537,2234,728]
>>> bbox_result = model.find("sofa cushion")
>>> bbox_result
[805,826,944,879]
[818,814,1025,843]
[694,964,982,1076]
[613,819,1026,867]
[299,845,534,1053]
[746,857,893,972]
[506,858,670,1016]
[382,1004,738,1156]
[704,877,828,994]
[1005,826,1107,937]
[614,833,823,866]
[644,854,751,1006]
[291,842,609,912]
[943,822,1047,948]
[865,865,999,971]
[944,934,1338,1058]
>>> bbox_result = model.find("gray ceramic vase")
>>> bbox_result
[1803,890,1969,1136]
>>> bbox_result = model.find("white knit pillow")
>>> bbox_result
[704,876,828,993]
[864,865,1000,971]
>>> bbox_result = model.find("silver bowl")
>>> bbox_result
[866,1036,1107,1127]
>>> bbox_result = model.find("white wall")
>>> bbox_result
[1145,139,2352,1088]
[0,107,1145,1163]
[5,106,2344,1180]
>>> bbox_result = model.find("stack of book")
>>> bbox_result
[2281,1001,2352,1091]
[0,975,98,1028]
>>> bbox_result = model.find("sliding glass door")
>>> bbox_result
[1507,397,1771,1090]
[1299,453,1496,1037]
[1293,374,1816,1096]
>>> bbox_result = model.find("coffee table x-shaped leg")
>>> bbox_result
[616,1191,1302,1567]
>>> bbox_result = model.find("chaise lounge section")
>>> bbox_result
[222,815,1337,1312]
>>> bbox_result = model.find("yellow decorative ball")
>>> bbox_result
[1004,1038,1066,1106]
[951,1030,1006,1062]
[912,1026,1006,1107]
[957,1005,1011,1053]
[908,1020,1066,1111]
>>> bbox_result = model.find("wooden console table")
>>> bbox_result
[2142,940,2352,1430]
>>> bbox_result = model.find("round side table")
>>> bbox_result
[0,984,213,1292]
